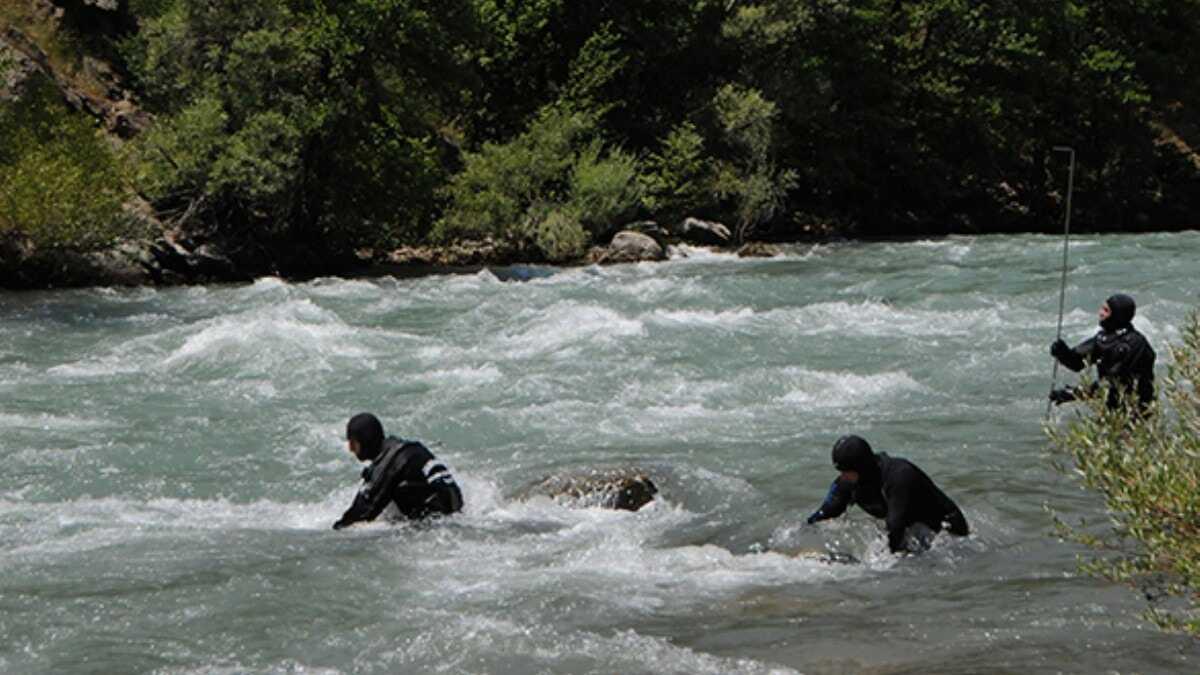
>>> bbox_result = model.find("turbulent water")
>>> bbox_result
[2,233,1199,674]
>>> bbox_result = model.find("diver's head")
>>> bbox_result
[346,412,385,462]
[1100,293,1136,331]
[832,434,876,483]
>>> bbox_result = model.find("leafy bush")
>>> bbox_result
[130,94,228,204]
[710,83,796,240]
[1047,311,1200,636]
[0,77,137,251]
[530,209,589,262]
[568,140,641,235]
[640,122,714,227]
[437,104,642,255]
[436,106,587,241]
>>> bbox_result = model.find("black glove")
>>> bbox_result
[805,512,821,525]
[332,519,348,530]
[1049,387,1076,405]
[1050,339,1072,360]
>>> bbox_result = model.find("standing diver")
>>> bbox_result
[806,435,969,553]
[333,413,463,530]
[1049,293,1156,414]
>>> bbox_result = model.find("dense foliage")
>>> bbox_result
[1047,312,1200,636]
[2,0,1199,256]
[0,76,134,251]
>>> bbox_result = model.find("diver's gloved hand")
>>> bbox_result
[332,519,348,531]
[1048,387,1077,405]
[805,512,821,525]
[1050,339,1072,361]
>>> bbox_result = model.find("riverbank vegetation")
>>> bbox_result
[3,0,1200,278]
[0,76,133,251]
[1047,312,1200,637]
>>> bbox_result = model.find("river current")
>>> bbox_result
[2,233,1199,673]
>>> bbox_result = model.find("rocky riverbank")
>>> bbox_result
[1,217,790,290]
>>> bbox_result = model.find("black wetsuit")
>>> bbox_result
[1053,326,1156,411]
[334,437,462,529]
[807,453,969,553]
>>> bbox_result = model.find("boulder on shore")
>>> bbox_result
[585,230,666,264]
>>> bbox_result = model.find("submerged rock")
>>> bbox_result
[517,467,659,511]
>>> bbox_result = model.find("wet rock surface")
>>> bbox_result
[516,467,659,511]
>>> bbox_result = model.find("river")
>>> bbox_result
[2,233,1198,673]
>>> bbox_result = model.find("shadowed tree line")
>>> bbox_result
[3,0,1200,265]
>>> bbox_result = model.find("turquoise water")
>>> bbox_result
[2,233,1198,673]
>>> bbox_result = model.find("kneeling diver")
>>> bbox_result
[806,435,969,553]
[333,412,463,530]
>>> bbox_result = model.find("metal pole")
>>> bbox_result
[1046,146,1076,419]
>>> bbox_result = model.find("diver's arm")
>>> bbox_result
[939,490,969,536]
[1050,336,1092,372]
[807,479,851,524]
[333,460,400,530]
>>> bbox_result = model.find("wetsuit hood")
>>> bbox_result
[347,412,385,461]
[832,435,878,476]
[1101,293,1136,331]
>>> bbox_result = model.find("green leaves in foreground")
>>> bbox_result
[1047,311,1200,636]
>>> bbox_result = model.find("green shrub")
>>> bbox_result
[435,105,588,242]
[1047,311,1200,636]
[437,104,642,251]
[641,122,715,226]
[130,94,228,203]
[209,110,303,206]
[530,208,589,262]
[710,83,796,240]
[0,77,137,251]
[568,140,641,236]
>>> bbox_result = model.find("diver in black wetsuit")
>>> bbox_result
[333,413,463,530]
[1049,293,1156,414]
[806,435,969,553]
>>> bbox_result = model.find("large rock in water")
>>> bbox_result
[585,230,666,264]
[517,468,659,511]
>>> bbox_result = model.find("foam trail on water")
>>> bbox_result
[777,369,926,408]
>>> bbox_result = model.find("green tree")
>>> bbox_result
[1047,311,1200,636]
[466,0,729,148]
[435,104,641,260]
[640,122,718,227]
[122,0,477,249]
[711,83,797,241]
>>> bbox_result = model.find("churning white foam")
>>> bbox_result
[0,412,118,431]
[391,614,800,675]
[416,364,504,387]
[497,301,645,358]
[651,307,758,328]
[777,368,925,408]
[793,300,1008,337]
[162,299,367,373]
